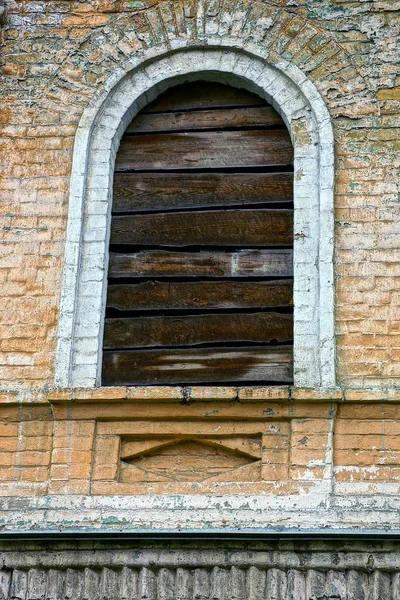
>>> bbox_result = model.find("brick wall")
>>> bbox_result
[0,0,399,390]
[0,387,398,530]
[0,0,399,529]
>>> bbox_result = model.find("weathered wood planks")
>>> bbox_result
[103,313,293,348]
[110,210,293,247]
[115,130,293,171]
[108,250,293,279]
[107,280,293,310]
[113,172,293,213]
[102,346,293,385]
[104,81,294,386]
[142,81,267,113]
[125,106,283,134]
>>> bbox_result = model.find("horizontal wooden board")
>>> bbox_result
[102,346,293,385]
[107,280,293,310]
[142,82,267,113]
[126,106,283,134]
[115,130,293,171]
[113,172,293,213]
[108,250,293,278]
[103,312,293,349]
[110,209,293,247]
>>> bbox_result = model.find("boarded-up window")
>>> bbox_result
[102,82,294,386]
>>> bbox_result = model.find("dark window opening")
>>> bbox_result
[102,81,294,386]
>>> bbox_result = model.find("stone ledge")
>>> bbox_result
[1,493,399,530]
[2,386,400,405]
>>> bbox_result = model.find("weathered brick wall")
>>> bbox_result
[0,387,399,530]
[0,0,399,390]
[1,540,400,600]
[0,0,399,530]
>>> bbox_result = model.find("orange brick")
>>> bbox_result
[261,465,289,481]
[335,420,400,436]
[19,436,52,452]
[335,434,400,451]
[50,463,91,480]
[291,447,327,466]
[262,437,290,451]
[0,453,17,466]
[0,467,18,481]
[51,449,92,464]
[53,421,95,437]
[92,464,118,481]
[290,419,330,434]
[0,437,18,452]
[238,387,290,401]
[291,433,328,449]
[0,0,399,510]
[15,451,51,467]
[20,421,53,437]
[0,423,18,438]
[17,466,50,483]
[126,386,182,401]
[335,448,400,467]
[53,436,93,451]
[338,404,399,419]
[261,449,289,464]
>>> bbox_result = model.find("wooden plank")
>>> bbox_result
[142,82,267,113]
[108,250,293,278]
[110,209,293,246]
[107,280,293,310]
[113,172,293,213]
[102,346,293,385]
[115,130,293,171]
[125,106,283,134]
[103,313,293,349]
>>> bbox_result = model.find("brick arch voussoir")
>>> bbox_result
[210,0,376,117]
[49,0,376,122]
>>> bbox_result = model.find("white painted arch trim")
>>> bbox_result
[55,47,335,389]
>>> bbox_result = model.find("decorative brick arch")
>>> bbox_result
[55,43,336,389]
[49,2,374,123]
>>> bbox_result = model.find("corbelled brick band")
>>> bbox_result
[1,540,400,600]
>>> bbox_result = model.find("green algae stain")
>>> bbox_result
[127,1,147,8]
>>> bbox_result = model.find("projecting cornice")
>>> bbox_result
[0,539,400,599]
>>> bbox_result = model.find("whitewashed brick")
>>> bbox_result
[56,47,335,389]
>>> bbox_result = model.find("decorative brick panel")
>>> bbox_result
[0,390,397,530]
[90,419,291,495]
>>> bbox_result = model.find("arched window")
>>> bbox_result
[55,48,335,390]
[102,82,294,386]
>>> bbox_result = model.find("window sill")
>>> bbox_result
[47,385,347,403]
[3,386,399,405]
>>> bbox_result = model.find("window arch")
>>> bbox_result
[103,81,294,386]
[55,48,335,389]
